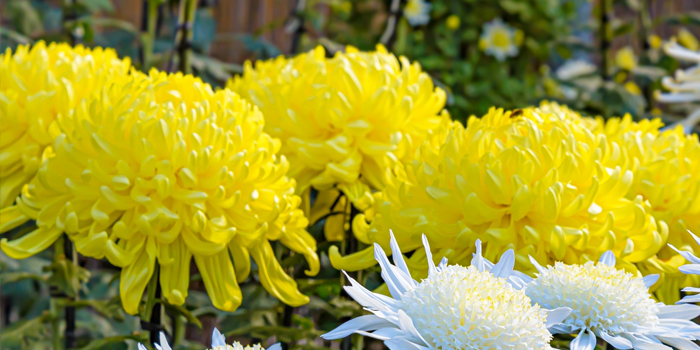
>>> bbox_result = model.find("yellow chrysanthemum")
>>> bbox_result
[0,42,132,209]
[0,70,319,314]
[584,114,700,303]
[227,45,448,240]
[331,105,666,283]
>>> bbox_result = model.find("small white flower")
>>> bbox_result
[321,231,569,350]
[138,329,281,350]
[556,60,597,81]
[525,251,700,350]
[479,18,520,62]
[657,41,700,133]
[403,0,431,27]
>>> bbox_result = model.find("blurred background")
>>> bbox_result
[1,0,700,349]
[2,0,700,123]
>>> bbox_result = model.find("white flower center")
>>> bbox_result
[525,261,659,335]
[400,265,552,350]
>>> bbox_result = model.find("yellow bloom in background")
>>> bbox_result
[585,114,700,303]
[479,18,521,62]
[0,42,132,209]
[228,45,448,241]
[0,70,319,314]
[648,34,663,50]
[615,46,638,71]
[446,15,460,31]
[624,81,642,95]
[678,28,700,52]
[332,104,666,282]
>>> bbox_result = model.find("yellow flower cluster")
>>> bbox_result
[0,42,132,209]
[227,45,449,241]
[584,113,700,302]
[0,44,318,314]
[332,104,667,285]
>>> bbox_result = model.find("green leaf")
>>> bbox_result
[0,313,51,347]
[76,334,145,350]
[0,271,46,284]
[159,299,203,329]
[45,256,90,298]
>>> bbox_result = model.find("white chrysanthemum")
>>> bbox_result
[139,329,281,350]
[322,232,570,350]
[656,41,700,133]
[401,264,551,349]
[479,18,520,62]
[404,0,431,27]
[526,252,700,350]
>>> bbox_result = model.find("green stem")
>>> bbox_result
[173,315,185,348]
[175,0,197,74]
[141,0,160,71]
[51,236,66,350]
[600,0,612,81]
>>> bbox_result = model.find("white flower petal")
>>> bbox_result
[665,42,700,62]
[657,337,700,350]
[643,274,660,288]
[374,243,413,299]
[571,330,597,350]
[343,271,402,311]
[396,309,428,346]
[627,334,673,350]
[668,244,700,265]
[138,344,148,350]
[545,307,572,328]
[529,255,545,273]
[421,234,437,276]
[599,330,633,349]
[159,332,171,350]
[356,328,404,341]
[490,248,515,279]
[437,257,448,272]
[212,328,226,347]
[679,264,700,275]
[389,230,413,282]
[384,337,428,350]
[470,239,486,272]
[321,315,397,340]
[656,92,700,103]
[657,304,700,320]
[599,251,616,266]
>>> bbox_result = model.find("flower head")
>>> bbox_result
[322,232,568,350]
[0,42,132,209]
[584,110,700,303]
[404,0,432,27]
[479,19,521,62]
[526,252,700,350]
[333,105,666,281]
[139,329,281,350]
[0,70,318,314]
[227,45,448,240]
